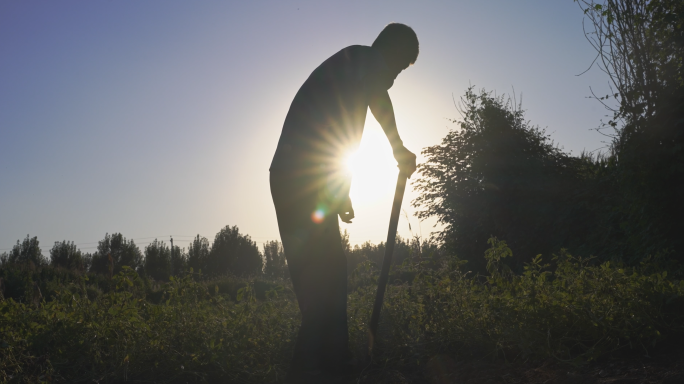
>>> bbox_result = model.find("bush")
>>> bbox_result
[413,88,596,272]
[345,233,427,277]
[0,268,299,383]
[348,238,684,368]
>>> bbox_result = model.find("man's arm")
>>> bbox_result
[368,90,417,178]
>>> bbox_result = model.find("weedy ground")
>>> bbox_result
[1,238,683,383]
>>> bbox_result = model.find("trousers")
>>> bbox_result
[270,171,351,373]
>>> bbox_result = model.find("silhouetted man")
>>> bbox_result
[270,23,418,383]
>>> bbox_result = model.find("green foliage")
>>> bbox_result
[169,244,186,278]
[348,238,684,370]
[2,228,267,281]
[413,88,597,271]
[143,239,178,281]
[262,240,288,280]
[187,235,211,275]
[577,0,683,121]
[7,235,46,267]
[89,233,143,276]
[576,0,684,261]
[0,262,110,304]
[345,234,424,276]
[0,267,300,383]
[49,241,85,271]
[208,225,263,277]
[2,239,681,383]
[411,3,683,271]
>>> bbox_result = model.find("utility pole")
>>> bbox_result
[170,236,174,259]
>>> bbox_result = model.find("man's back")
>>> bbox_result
[270,45,393,173]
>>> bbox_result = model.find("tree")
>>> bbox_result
[144,239,171,281]
[141,239,186,281]
[412,88,592,272]
[49,240,85,271]
[169,244,186,278]
[578,0,684,260]
[262,240,288,279]
[187,235,210,274]
[89,233,142,275]
[577,0,683,123]
[208,225,262,277]
[8,235,46,266]
[81,252,93,272]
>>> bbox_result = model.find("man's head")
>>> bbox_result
[372,23,419,77]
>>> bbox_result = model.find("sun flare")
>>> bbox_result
[343,126,398,206]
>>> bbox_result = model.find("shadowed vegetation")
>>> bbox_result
[0,239,682,383]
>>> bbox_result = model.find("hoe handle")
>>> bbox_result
[368,171,409,354]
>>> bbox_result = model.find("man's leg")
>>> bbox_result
[318,216,352,373]
[271,172,331,374]
[271,171,352,377]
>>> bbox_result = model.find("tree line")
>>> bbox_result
[0,226,289,281]
[0,228,430,282]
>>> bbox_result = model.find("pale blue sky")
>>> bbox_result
[0,0,609,255]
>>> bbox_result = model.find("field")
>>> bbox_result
[2,238,683,383]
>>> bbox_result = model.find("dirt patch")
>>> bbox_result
[356,352,684,383]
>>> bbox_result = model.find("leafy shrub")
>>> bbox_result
[412,88,598,272]
[347,239,684,377]
[344,233,428,278]
[1,239,682,383]
[0,268,300,383]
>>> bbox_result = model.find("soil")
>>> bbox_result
[355,352,684,384]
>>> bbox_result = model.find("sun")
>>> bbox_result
[343,126,399,206]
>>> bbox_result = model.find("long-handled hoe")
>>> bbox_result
[366,170,409,359]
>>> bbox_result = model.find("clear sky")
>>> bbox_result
[0,0,610,255]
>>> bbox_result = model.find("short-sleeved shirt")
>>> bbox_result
[270,45,394,174]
